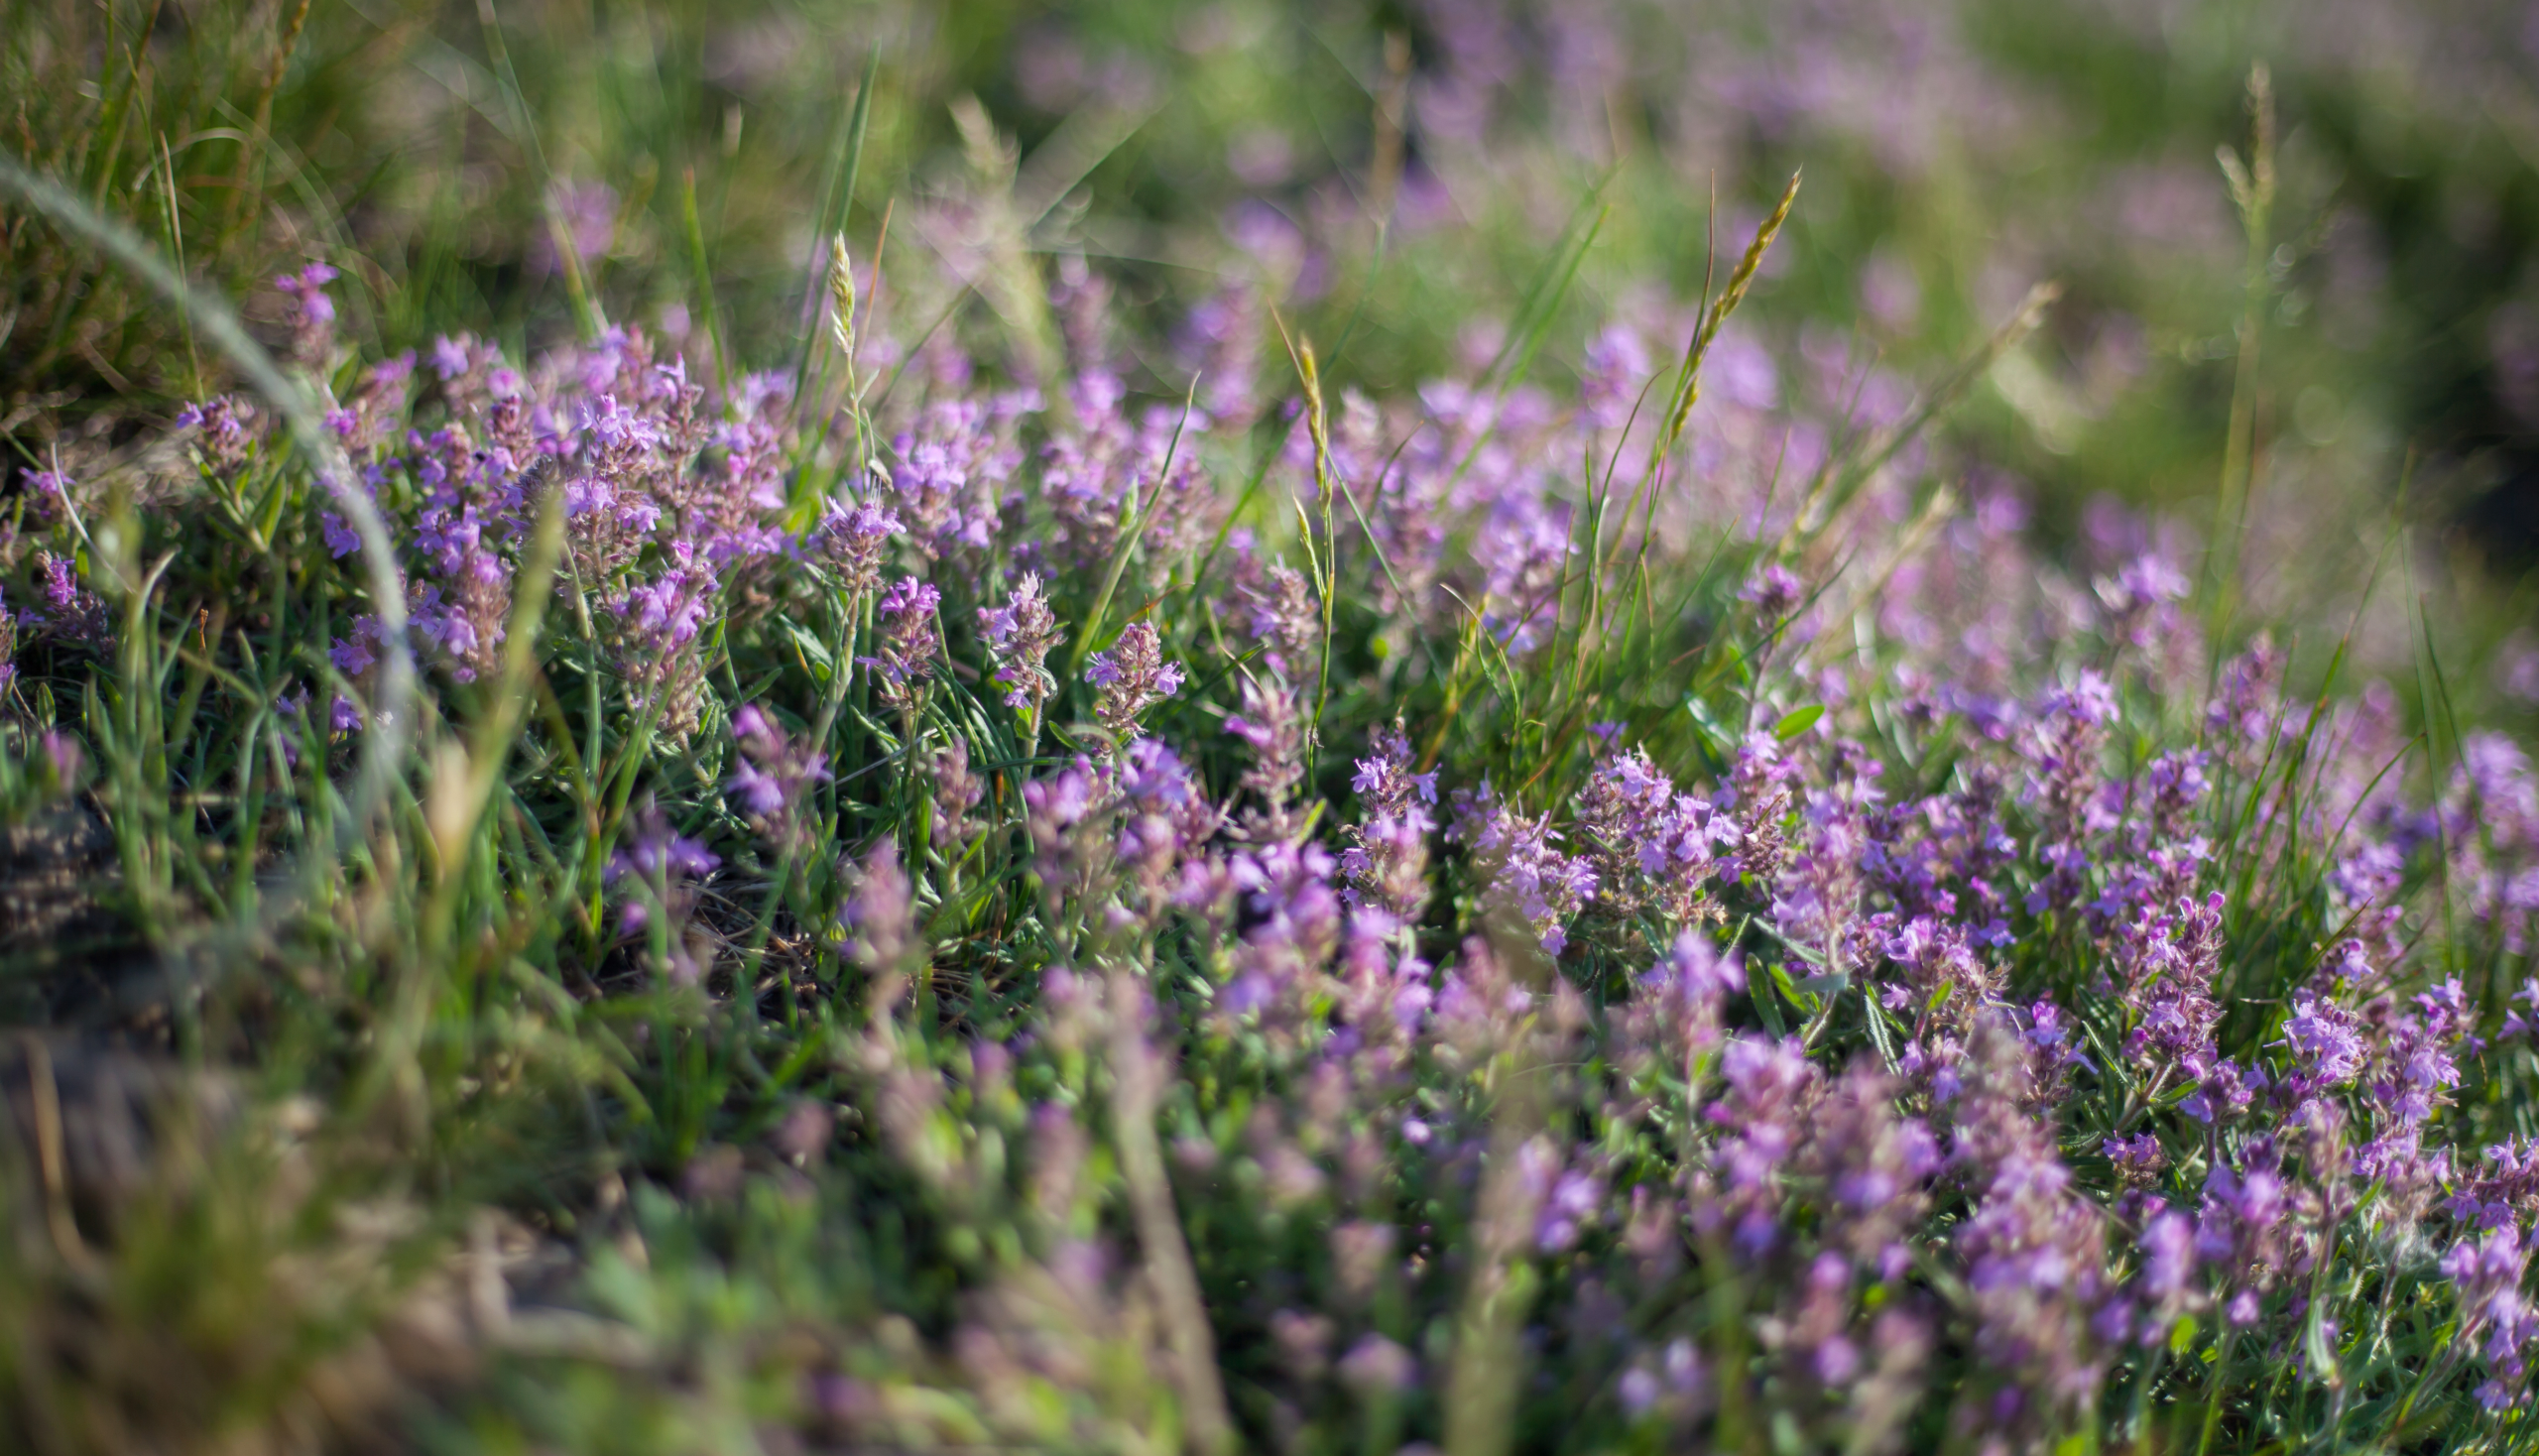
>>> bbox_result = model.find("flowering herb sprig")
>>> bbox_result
[980,569,1062,733]
[860,576,941,715]
[1083,620,1183,749]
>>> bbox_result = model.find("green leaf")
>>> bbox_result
[1747,953,1788,1039]
[1684,694,1734,755]
[1773,703,1824,740]
[779,620,837,677]
[1766,959,1815,1015]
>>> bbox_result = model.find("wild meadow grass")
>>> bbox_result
[8,4,2539,1455]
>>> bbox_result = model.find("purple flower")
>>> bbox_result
[1947,1012,2110,1432]
[2104,1133,2166,1186]
[927,737,988,849]
[1536,1166,1603,1253]
[329,632,377,675]
[2277,995,2365,1087]
[20,469,67,530]
[1343,722,1437,918]
[817,496,902,592]
[859,577,941,713]
[1803,1062,1940,1277]
[42,555,76,611]
[534,180,618,276]
[1239,561,1320,680]
[2043,669,2120,729]
[617,568,713,648]
[1083,620,1183,745]
[1226,673,1311,836]
[1353,727,1439,809]
[606,800,721,976]
[1335,1334,1417,1395]
[2101,552,2189,614]
[607,819,720,885]
[2179,1057,2253,1126]
[727,703,830,843]
[1743,562,1805,620]
[1576,745,1730,922]
[1114,737,1220,892]
[275,263,337,320]
[319,511,361,558]
[1449,779,1596,953]
[1581,323,1651,430]
[1220,836,1344,1024]
[843,838,918,983]
[179,396,257,471]
[884,401,1016,561]
[978,572,1062,713]
[429,335,471,381]
[728,763,781,815]
[35,730,82,791]
[1698,1033,1818,1255]
[274,263,339,362]
[2138,1209,2197,1303]
[1667,928,1747,1002]
[1722,731,1798,885]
